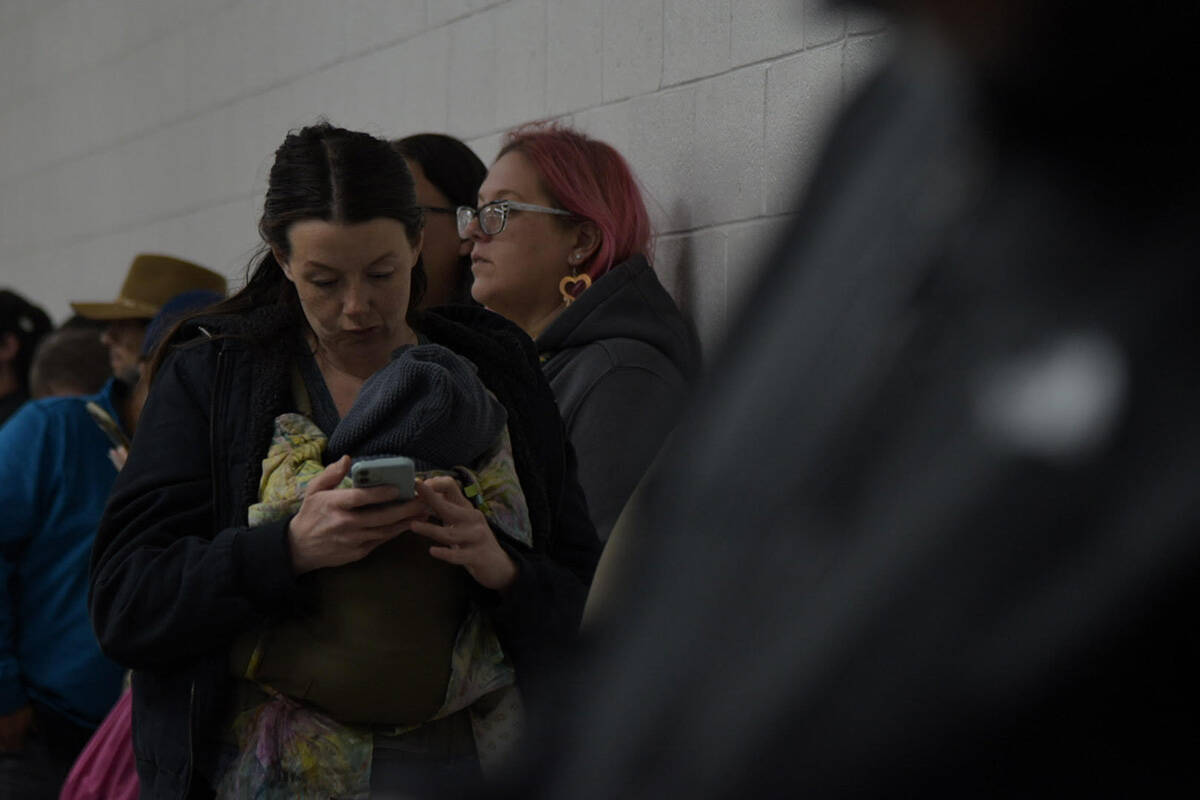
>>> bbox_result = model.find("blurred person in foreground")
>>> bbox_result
[0,289,53,425]
[0,268,224,798]
[393,133,488,308]
[488,1,1200,797]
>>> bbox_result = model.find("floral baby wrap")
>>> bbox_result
[218,412,529,799]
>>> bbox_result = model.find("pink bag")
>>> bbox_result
[59,686,138,800]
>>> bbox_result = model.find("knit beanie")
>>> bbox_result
[326,343,506,470]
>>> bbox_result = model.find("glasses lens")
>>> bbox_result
[479,204,506,236]
[456,207,474,238]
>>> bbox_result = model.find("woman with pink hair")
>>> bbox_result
[461,123,700,542]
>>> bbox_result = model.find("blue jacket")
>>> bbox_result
[0,380,126,726]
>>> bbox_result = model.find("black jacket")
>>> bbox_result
[537,255,700,541]
[89,303,600,799]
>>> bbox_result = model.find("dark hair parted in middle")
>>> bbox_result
[259,122,426,312]
[148,122,427,375]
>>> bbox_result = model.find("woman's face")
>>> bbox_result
[467,151,580,331]
[278,218,422,373]
[406,158,470,309]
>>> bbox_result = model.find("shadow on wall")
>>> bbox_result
[670,236,696,325]
[651,200,704,353]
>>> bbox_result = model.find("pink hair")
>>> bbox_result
[498,122,652,288]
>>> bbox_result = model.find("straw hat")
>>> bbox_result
[70,254,227,320]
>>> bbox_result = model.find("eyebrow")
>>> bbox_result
[477,188,522,204]
[302,253,399,271]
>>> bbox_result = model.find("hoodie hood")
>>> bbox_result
[536,255,701,380]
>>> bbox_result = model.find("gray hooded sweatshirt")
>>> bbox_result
[536,255,701,541]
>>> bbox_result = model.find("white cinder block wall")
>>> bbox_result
[0,0,888,353]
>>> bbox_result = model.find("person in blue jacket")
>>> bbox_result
[0,279,224,798]
[0,376,127,797]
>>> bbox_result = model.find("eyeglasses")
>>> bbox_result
[419,205,457,216]
[456,200,573,238]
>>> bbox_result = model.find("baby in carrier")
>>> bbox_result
[221,343,530,797]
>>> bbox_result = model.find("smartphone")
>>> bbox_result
[350,456,416,501]
[85,401,131,450]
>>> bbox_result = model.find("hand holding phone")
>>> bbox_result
[350,456,416,501]
[288,455,423,574]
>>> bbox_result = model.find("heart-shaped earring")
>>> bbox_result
[559,273,592,306]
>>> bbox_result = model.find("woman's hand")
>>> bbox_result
[287,455,428,575]
[409,475,519,592]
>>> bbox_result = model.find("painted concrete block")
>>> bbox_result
[0,0,39,34]
[118,128,182,228]
[54,149,124,241]
[844,32,891,95]
[493,0,547,130]
[725,214,796,316]
[465,131,503,168]
[222,93,276,201]
[803,0,844,47]
[428,0,474,28]
[243,0,348,94]
[18,97,56,180]
[653,227,727,355]
[602,0,663,102]
[764,42,843,214]
[181,195,260,276]
[847,5,889,34]
[388,27,453,136]
[573,99,634,165]
[692,66,767,227]
[547,0,604,116]
[447,12,496,136]
[344,0,426,57]
[663,0,730,86]
[0,174,37,252]
[731,0,804,66]
[627,84,697,233]
[178,0,239,32]
[183,4,250,114]
[114,0,185,51]
[0,23,32,107]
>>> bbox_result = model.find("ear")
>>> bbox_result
[569,221,602,266]
[409,230,424,268]
[272,247,294,282]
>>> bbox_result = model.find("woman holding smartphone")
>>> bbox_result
[88,123,600,799]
